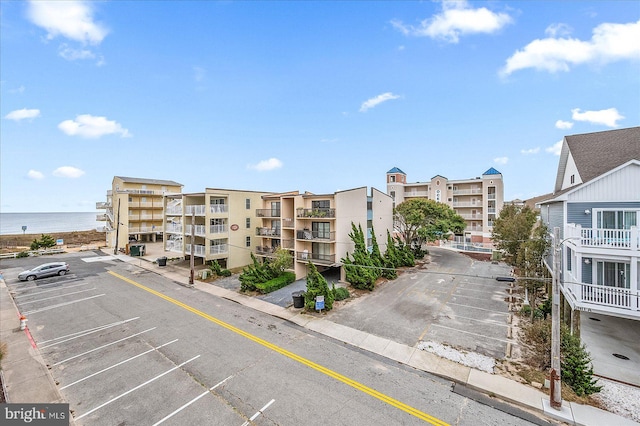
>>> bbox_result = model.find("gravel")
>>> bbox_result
[416,340,496,373]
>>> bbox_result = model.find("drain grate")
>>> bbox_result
[589,317,601,321]
[612,353,630,360]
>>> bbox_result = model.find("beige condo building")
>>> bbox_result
[96,176,183,253]
[386,167,504,244]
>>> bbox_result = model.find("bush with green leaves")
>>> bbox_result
[30,234,57,250]
[332,285,350,301]
[304,262,334,310]
[16,251,30,258]
[209,260,232,277]
[239,254,277,292]
[255,272,295,294]
[342,223,380,290]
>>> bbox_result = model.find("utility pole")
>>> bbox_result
[189,211,195,287]
[114,199,121,255]
[550,226,562,409]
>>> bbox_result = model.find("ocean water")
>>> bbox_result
[0,212,101,235]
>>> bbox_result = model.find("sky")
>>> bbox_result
[1,0,639,213]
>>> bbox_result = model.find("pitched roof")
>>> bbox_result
[115,176,183,186]
[387,167,406,174]
[483,167,501,175]
[556,127,640,192]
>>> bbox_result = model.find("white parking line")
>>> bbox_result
[429,324,513,344]
[81,255,118,263]
[39,317,139,346]
[241,399,275,426]
[152,375,233,425]
[76,355,201,420]
[447,302,509,315]
[23,294,106,315]
[53,327,156,366]
[17,288,97,305]
[12,282,92,296]
[60,339,179,390]
[449,314,510,328]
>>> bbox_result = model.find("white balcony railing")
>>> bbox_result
[185,205,206,216]
[404,191,429,197]
[166,206,183,215]
[185,244,206,257]
[210,224,227,234]
[166,241,183,253]
[565,224,639,251]
[210,244,228,255]
[210,204,228,214]
[452,202,482,208]
[562,280,639,318]
[185,224,206,236]
[166,223,183,233]
[452,188,482,195]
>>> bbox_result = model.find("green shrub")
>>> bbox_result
[305,262,334,310]
[218,269,232,277]
[333,286,350,301]
[16,251,30,258]
[520,304,532,316]
[255,272,295,294]
[209,260,232,277]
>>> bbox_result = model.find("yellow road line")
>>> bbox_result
[108,271,449,425]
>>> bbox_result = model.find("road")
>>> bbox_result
[2,252,539,425]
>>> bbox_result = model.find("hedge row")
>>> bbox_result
[255,272,296,294]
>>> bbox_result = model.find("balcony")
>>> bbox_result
[256,209,281,218]
[256,227,281,237]
[561,281,639,319]
[96,201,111,209]
[404,191,429,197]
[296,229,336,241]
[209,244,228,255]
[166,241,183,253]
[116,188,162,195]
[165,223,183,233]
[210,224,228,235]
[452,202,482,208]
[166,206,183,215]
[185,244,206,257]
[458,214,483,220]
[452,188,482,195]
[96,214,108,221]
[185,224,207,237]
[185,205,206,216]
[296,251,336,265]
[256,245,279,256]
[296,208,336,219]
[210,204,228,214]
[565,224,639,252]
[282,218,295,228]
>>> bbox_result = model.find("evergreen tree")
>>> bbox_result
[562,330,602,396]
[304,262,334,310]
[342,223,378,290]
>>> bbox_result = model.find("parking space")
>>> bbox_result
[326,247,513,359]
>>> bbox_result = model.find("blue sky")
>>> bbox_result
[1,0,639,213]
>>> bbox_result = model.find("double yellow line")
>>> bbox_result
[109,271,449,425]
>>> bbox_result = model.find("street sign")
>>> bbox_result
[56,239,64,246]
[315,295,325,311]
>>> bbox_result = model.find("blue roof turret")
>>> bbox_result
[387,167,406,174]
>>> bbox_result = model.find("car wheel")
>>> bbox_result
[26,275,36,281]
[59,270,67,276]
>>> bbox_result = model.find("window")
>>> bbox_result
[596,262,630,288]
[312,200,330,209]
[570,175,575,184]
[246,236,251,247]
[390,175,396,182]
[245,198,251,209]
[312,222,330,239]
[390,191,395,201]
[246,218,250,229]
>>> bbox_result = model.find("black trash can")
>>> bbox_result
[157,256,167,267]
[292,291,305,308]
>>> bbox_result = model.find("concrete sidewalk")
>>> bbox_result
[1,254,636,426]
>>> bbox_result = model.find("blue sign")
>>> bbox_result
[315,295,325,311]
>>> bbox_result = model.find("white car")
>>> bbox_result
[18,262,70,281]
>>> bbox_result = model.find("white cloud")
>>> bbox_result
[360,92,400,112]
[555,120,574,129]
[521,147,540,155]
[391,0,512,43]
[58,114,131,138]
[546,140,563,156]
[53,166,85,178]
[545,23,573,38]
[501,19,640,75]
[27,0,108,45]
[58,44,95,61]
[248,158,283,172]
[571,108,624,127]
[5,108,41,121]
[27,170,44,180]
[494,156,509,165]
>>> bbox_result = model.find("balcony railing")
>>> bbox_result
[185,244,206,257]
[96,214,108,221]
[452,202,482,208]
[256,227,281,237]
[185,205,206,216]
[166,206,183,215]
[562,280,639,318]
[128,226,158,233]
[256,245,279,256]
[210,244,228,255]
[166,223,183,233]
[185,224,207,236]
[452,189,482,195]
[256,209,281,218]
[166,241,183,253]
[210,204,228,214]
[296,208,336,218]
[296,251,335,264]
[404,191,429,197]
[282,218,295,228]
[458,214,483,220]
[210,224,227,234]
[96,201,111,209]
[565,224,639,251]
[296,230,336,241]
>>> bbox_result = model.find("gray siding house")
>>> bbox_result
[539,127,640,320]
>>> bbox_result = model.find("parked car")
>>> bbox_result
[18,262,70,281]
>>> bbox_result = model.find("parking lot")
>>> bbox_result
[326,247,514,359]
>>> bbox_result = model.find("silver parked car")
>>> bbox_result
[18,262,70,281]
